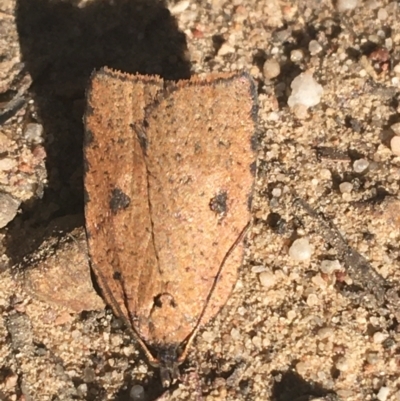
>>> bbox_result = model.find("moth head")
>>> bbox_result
[149,345,181,387]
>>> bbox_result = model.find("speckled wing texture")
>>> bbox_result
[84,67,257,350]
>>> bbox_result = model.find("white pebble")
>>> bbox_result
[169,0,190,13]
[288,71,323,109]
[390,136,400,156]
[289,238,313,261]
[0,157,17,171]
[391,122,400,135]
[336,0,358,12]
[373,331,388,343]
[306,293,319,307]
[271,187,282,197]
[377,8,388,20]
[24,123,44,144]
[130,385,145,401]
[309,40,322,55]
[290,49,304,62]
[320,259,341,274]
[218,43,235,56]
[259,271,277,288]
[263,58,280,79]
[353,158,369,173]
[377,387,390,401]
[336,356,349,371]
[339,182,353,193]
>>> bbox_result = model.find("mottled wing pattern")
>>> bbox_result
[84,68,256,350]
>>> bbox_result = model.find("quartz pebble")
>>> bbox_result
[0,192,20,228]
[289,238,313,261]
[259,270,277,288]
[320,259,341,274]
[130,385,145,401]
[373,331,388,343]
[339,182,353,193]
[288,72,323,109]
[309,40,322,55]
[24,123,44,144]
[391,136,400,156]
[391,122,400,135]
[353,158,369,173]
[263,58,280,79]
[336,0,358,12]
[290,49,304,62]
[377,387,390,401]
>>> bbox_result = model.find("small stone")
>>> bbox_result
[366,352,379,365]
[24,123,44,144]
[288,71,323,109]
[0,157,17,171]
[295,361,308,375]
[317,327,334,339]
[262,58,280,79]
[306,293,319,307]
[4,373,18,389]
[339,182,353,193]
[290,49,304,62]
[336,0,358,12]
[377,387,390,401]
[169,0,190,14]
[259,271,277,288]
[130,385,145,401]
[391,122,400,135]
[390,136,400,155]
[377,8,388,20]
[353,158,369,173]
[83,367,96,383]
[320,259,341,274]
[309,40,322,55]
[0,192,20,228]
[336,356,349,371]
[373,332,388,343]
[289,238,313,261]
[218,43,235,56]
[271,187,282,197]
[202,330,214,342]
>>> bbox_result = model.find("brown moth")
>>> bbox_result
[84,67,257,386]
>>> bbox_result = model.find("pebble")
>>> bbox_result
[373,331,388,344]
[259,270,277,288]
[339,182,353,193]
[366,352,379,365]
[309,40,323,55]
[130,385,145,401]
[288,71,323,109]
[336,0,358,12]
[320,259,341,274]
[218,43,235,56]
[353,158,369,173]
[0,192,20,228]
[390,136,400,156]
[391,122,400,135]
[377,387,390,401]
[0,157,17,171]
[24,123,44,144]
[317,327,334,339]
[271,187,282,197]
[262,58,280,80]
[289,238,313,261]
[306,293,319,307]
[377,8,388,20]
[290,49,304,62]
[335,356,349,371]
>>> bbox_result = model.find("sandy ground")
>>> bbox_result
[1,0,400,400]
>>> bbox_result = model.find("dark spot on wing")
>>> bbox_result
[109,188,131,213]
[209,191,228,215]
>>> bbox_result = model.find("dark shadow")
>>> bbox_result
[271,369,337,401]
[7,0,190,261]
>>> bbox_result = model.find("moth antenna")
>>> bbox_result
[177,222,251,364]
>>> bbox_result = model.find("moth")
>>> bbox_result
[84,67,257,386]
